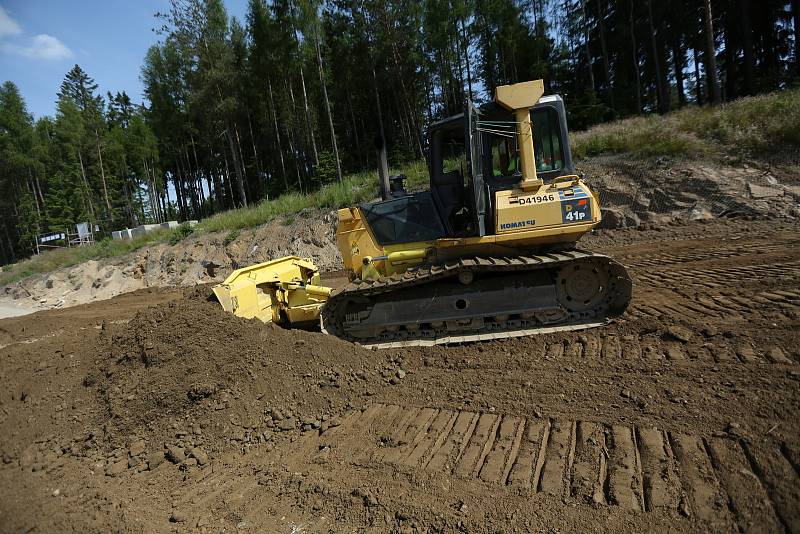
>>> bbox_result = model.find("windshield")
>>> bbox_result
[360,191,445,245]
[488,106,565,179]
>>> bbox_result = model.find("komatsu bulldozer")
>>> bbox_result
[213,79,632,348]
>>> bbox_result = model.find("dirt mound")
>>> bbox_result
[579,155,800,227]
[93,287,411,455]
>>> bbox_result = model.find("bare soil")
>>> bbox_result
[1,216,798,533]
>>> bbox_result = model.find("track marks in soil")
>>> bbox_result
[538,333,795,365]
[307,404,800,529]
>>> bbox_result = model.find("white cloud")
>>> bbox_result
[0,7,73,61]
[3,34,74,61]
[0,6,23,38]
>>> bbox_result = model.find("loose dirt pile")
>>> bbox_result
[1,217,798,532]
[96,288,408,457]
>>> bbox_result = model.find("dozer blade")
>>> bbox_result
[212,256,331,325]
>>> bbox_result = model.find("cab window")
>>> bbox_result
[488,107,565,178]
[439,131,468,187]
[531,107,564,173]
[490,136,519,177]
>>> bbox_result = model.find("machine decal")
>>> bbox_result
[500,219,536,230]
[512,193,555,204]
[558,187,590,201]
[561,198,591,223]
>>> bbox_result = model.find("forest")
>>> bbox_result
[0,0,798,264]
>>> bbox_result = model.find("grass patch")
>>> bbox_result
[223,229,239,245]
[571,88,800,159]
[168,222,195,245]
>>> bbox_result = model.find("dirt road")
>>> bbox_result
[1,217,798,533]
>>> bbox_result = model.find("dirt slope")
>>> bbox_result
[1,216,798,533]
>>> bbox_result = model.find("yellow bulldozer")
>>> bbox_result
[213,79,632,348]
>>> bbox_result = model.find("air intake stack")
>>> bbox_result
[494,79,545,191]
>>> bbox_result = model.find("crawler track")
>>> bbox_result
[321,251,632,348]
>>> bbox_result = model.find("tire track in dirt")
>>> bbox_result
[296,403,799,530]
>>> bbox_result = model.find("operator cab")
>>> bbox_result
[359,94,574,245]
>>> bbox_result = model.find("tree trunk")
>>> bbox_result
[372,66,388,168]
[246,112,262,195]
[647,0,669,113]
[703,0,722,104]
[723,10,736,101]
[740,0,755,94]
[299,68,319,167]
[94,130,112,216]
[181,147,199,218]
[793,0,800,69]
[27,168,41,221]
[2,220,15,262]
[136,177,146,223]
[208,148,222,208]
[285,77,305,177]
[77,149,95,222]
[160,187,168,221]
[234,124,249,202]
[672,41,686,106]
[178,153,198,218]
[460,16,474,101]
[598,0,615,110]
[580,0,596,92]
[225,126,248,207]
[315,28,343,183]
[629,0,642,114]
[267,78,289,192]
[223,152,235,205]
[33,168,46,214]
[392,32,424,157]
[346,91,361,162]
[123,181,134,227]
[174,164,186,221]
[286,127,303,193]
[693,47,704,105]
[142,158,158,222]
[190,134,210,212]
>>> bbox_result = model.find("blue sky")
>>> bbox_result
[0,0,248,119]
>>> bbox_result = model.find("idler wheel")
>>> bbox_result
[556,261,609,312]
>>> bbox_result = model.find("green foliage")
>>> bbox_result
[0,64,163,266]
[223,229,239,245]
[571,89,800,159]
[313,150,338,187]
[168,223,195,245]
